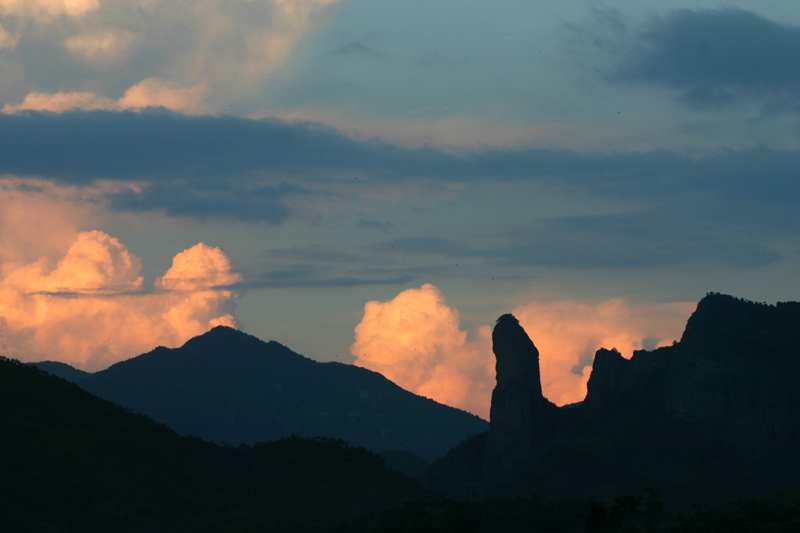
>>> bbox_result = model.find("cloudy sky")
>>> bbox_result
[1,0,797,418]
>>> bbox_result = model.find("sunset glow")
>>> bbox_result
[0,231,240,370]
[352,284,693,418]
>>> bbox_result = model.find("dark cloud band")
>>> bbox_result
[603,8,800,108]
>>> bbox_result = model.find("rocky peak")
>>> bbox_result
[680,293,800,361]
[491,314,543,397]
[582,348,626,414]
[484,314,548,474]
[583,293,800,444]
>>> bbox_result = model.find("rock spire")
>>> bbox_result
[484,314,548,473]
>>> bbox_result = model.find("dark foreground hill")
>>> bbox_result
[428,294,800,507]
[0,356,432,532]
[36,327,487,461]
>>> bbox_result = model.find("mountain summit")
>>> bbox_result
[51,326,486,461]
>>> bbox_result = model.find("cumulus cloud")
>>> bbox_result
[0,230,241,370]
[351,284,495,418]
[352,284,693,417]
[2,78,208,114]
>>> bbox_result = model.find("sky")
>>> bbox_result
[0,0,798,419]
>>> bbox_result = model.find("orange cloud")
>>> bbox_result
[117,78,209,114]
[352,285,693,417]
[0,231,241,370]
[512,299,695,406]
[2,78,208,114]
[351,284,494,419]
[0,0,100,20]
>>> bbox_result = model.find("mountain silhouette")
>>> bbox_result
[0,356,432,532]
[30,360,91,382]
[38,326,487,461]
[428,293,800,506]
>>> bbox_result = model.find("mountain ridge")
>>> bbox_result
[428,293,800,506]
[35,326,487,461]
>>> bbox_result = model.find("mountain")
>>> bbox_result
[40,326,487,461]
[0,356,432,532]
[428,293,800,506]
[29,360,91,382]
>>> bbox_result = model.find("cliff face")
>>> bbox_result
[429,293,800,503]
[484,314,552,474]
[585,294,800,447]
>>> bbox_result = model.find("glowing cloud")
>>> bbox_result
[1,92,115,114]
[352,285,693,417]
[512,299,695,407]
[118,78,209,114]
[154,242,241,340]
[0,0,100,19]
[351,284,495,419]
[2,78,208,114]
[0,231,241,370]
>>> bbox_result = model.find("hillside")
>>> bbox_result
[0,356,432,532]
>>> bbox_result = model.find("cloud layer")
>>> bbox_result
[0,230,240,370]
[351,284,693,418]
[0,110,794,282]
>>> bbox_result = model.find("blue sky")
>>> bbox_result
[0,0,797,414]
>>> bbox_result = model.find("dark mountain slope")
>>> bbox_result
[71,326,487,460]
[29,360,91,382]
[0,356,432,532]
